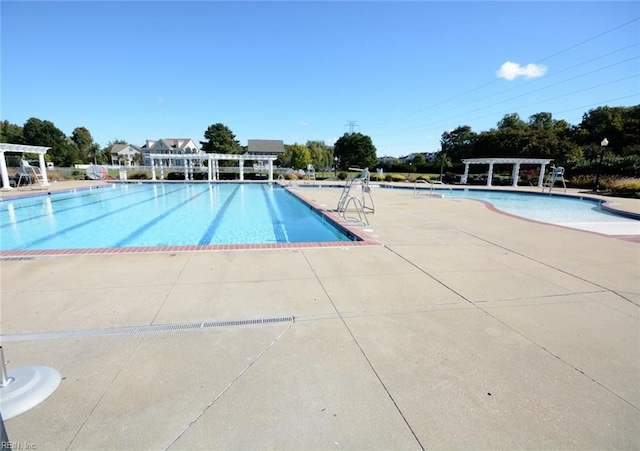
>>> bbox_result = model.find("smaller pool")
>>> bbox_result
[441,189,640,235]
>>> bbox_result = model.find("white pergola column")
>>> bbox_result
[511,163,520,187]
[268,160,274,181]
[160,161,164,180]
[239,160,244,181]
[462,163,470,184]
[184,160,189,181]
[487,162,494,186]
[0,150,14,190]
[151,159,157,180]
[37,154,49,186]
[538,163,547,188]
[207,156,212,181]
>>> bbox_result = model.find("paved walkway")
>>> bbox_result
[1,182,638,450]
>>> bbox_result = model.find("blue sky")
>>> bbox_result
[2,1,639,157]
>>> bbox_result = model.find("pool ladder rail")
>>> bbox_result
[413,179,452,198]
[336,168,375,226]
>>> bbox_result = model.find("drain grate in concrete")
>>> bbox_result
[0,257,36,262]
[1,316,295,342]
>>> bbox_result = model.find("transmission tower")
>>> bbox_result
[345,121,359,133]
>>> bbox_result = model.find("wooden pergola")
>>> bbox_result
[460,157,553,187]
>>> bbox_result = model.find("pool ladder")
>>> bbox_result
[413,179,452,197]
[337,168,374,226]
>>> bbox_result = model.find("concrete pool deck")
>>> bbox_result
[1,181,639,450]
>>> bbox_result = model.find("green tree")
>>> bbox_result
[491,114,529,158]
[576,106,639,157]
[71,126,100,163]
[0,120,24,144]
[528,112,554,130]
[435,152,452,181]
[71,126,93,152]
[440,126,477,161]
[497,113,527,131]
[306,140,333,170]
[86,143,104,164]
[412,153,426,165]
[333,132,377,170]
[22,117,79,166]
[200,123,242,154]
[287,143,312,170]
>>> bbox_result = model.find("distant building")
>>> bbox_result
[110,144,142,167]
[378,155,399,164]
[140,138,201,166]
[398,152,436,164]
[399,154,417,164]
[247,139,285,157]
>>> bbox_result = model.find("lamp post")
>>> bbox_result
[334,156,339,179]
[594,138,608,193]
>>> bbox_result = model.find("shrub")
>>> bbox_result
[567,175,595,189]
[370,173,385,181]
[47,172,67,182]
[128,172,149,180]
[609,178,640,198]
[384,174,393,182]
[284,172,298,180]
[391,174,406,182]
[167,172,186,180]
[338,172,348,180]
[442,172,459,184]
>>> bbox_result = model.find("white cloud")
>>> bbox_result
[325,137,337,146]
[299,121,309,127]
[496,61,547,80]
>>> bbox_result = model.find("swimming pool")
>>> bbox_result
[0,183,356,252]
[439,188,640,235]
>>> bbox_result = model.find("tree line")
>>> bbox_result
[435,106,640,177]
[1,105,637,177]
[198,123,376,172]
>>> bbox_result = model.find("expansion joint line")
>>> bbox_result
[301,251,426,451]
[384,244,640,413]
[150,254,195,326]
[66,335,146,451]
[457,228,640,309]
[163,322,294,450]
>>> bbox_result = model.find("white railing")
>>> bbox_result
[413,179,452,197]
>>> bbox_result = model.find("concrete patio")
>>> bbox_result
[1,182,638,450]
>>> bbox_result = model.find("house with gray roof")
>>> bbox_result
[247,139,285,157]
[140,138,201,166]
[110,144,142,167]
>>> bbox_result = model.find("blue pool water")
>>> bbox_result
[0,183,351,251]
[438,188,640,235]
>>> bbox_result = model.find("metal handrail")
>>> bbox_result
[340,195,369,226]
[413,179,452,196]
